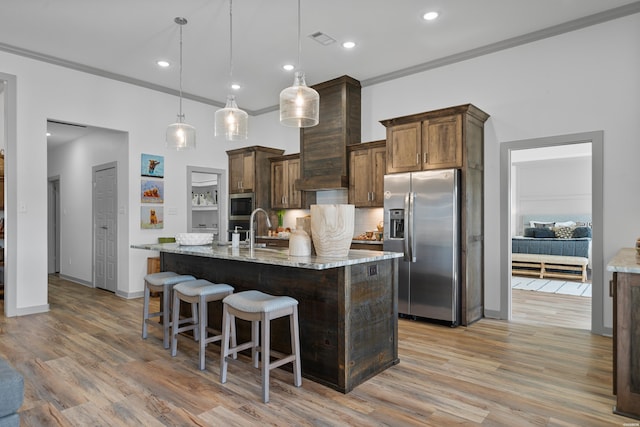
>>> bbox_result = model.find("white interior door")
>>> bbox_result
[93,164,117,292]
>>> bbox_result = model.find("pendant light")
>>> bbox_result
[215,0,248,140]
[166,17,196,150]
[279,0,319,127]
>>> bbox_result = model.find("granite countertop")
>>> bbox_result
[257,235,384,245]
[132,242,401,270]
[607,248,640,273]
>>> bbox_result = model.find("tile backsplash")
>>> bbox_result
[280,189,383,237]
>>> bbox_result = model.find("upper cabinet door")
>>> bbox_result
[271,159,286,209]
[349,141,386,208]
[370,146,386,206]
[228,151,256,194]
[349,149,373,206]
[286,157,302,208]
[386,122,421,174]
[422,114,462,170]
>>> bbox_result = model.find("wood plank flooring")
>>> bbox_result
[0,275,630,426]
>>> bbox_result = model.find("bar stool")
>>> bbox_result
[142,271,196,349]
[220,290,301,403]
[171,279,234,370]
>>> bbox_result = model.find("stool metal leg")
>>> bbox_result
[142,281,151,339]
[161,283,172,349]
[261,313,271,403]
[170,289,180,357]
[291,307,302,387]
[199,295,207,370]
[252,319,260,369]
[220,305,231,383]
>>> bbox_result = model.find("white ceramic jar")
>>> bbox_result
[289,227,311,256]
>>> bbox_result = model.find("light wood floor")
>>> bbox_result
[0,276,628,426]
[512,287,592,330]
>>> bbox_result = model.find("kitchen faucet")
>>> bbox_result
[249,208,272,251]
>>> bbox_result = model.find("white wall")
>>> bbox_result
[513,156,592,235]
[2,13,639,328]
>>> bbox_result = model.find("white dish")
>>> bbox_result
[175,233,214,246]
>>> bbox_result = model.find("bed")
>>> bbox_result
[511,215,592,282]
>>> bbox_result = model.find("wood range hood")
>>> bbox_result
[296,75,361,191]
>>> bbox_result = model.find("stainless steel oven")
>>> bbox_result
[229,193,254,217]
[229,193,254,240]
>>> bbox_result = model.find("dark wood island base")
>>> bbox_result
[160,250,399,393]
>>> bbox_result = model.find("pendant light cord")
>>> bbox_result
[178,19,185,121]
[229,0,234,84]
[297,0,301,71]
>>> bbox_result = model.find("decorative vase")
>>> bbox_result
[310,204,355,257]
[289,227,311,257]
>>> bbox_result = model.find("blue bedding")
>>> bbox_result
[512,237,591,258]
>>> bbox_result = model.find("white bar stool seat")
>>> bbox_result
[142,272,196,349]
[171,279,234,370]
[220,290,301,403]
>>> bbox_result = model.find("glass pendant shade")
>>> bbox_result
[166,119,196,150]
[215,95,248,140]
[280,71,319,127]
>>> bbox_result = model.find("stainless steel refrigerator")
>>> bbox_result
[383,169,460,326]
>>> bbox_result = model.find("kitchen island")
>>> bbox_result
[132,242,402,393]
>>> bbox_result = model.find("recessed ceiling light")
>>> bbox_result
[342,41,356,49]
[46,132,51,137]
[156,60,170,68]
[231,83,241,90]
[283,64,295,71]
[423,11,439,21]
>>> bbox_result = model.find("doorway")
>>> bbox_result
[93,163,117,292]
[499,131,605,334]
[187,166,226,242]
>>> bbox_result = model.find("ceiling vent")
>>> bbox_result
[309,31,336,46]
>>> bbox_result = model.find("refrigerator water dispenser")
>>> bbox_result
[389,209,404,239]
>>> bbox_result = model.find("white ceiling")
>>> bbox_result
[3,0,639,144]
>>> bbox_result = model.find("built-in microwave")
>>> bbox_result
[229,193,254,217]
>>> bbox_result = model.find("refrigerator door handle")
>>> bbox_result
[404,191,416,262]
[403,192,411,261]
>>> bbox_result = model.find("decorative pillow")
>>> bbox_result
[523,227,535,237]
[576,221,593,227]
[530,221,555,229]
[533,227,555,238]
[554,226,575,239]
[555,221,576,228]
[572,226,592,238]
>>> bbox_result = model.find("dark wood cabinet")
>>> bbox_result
[227,146,284,235]
[384,109,463,173]
[270,154,315,209]
[609,250,640,420]
[422,114,462,169]
[0,153,4,211]
[228,150,256,194]
[380,104,490,326]
[348,140,386,207]
[297,75,361,191]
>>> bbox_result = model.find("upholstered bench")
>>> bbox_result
[0,357,24,427]
[512,253,589,282]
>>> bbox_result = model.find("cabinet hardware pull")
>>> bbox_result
[424,152,427,163]
[416,153,420,165]
[609,279,615,297]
